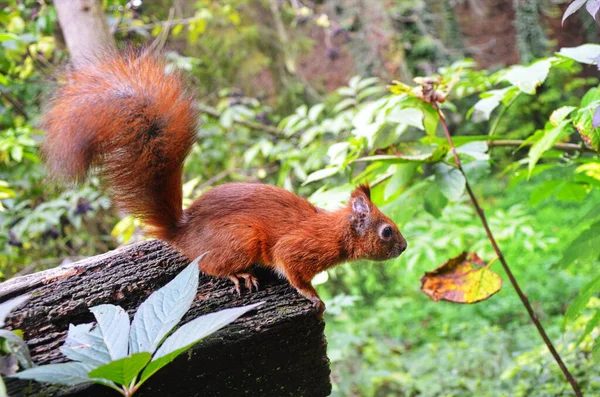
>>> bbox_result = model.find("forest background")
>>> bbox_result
[1,0,600,395]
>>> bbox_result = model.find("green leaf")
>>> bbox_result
[88,352,151,386]
[0,33,19,42]
[386,107,424,130]
[0,330,32,369]
[574,89,600,152]
[138,303,263,386]
[565,275,600,323]
[0,295,29,328]
[10,146,22,163]
[60,323,112,366]
[423,184,448,218]
[384,164,418,200]
[434,163,466,201]
[0,376,6,397]
[333,98,357,114]
[576,309,600,346]
[11,362,94,386]
[529,180,563,206]
[129,256,203,355]
[89,305,130,361]
[357,145,448,164]
[556,181,590,202]
[302,166,342,185]
[559,220,600,267]
[528,121,571,177]
[549,106,576,125]
[558,44,600,65]
[468,87,517,122]
[308,103,325,123]
[502,60,551,94]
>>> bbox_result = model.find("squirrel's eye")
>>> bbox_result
[380,226,392,239]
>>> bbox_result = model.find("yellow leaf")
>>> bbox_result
[420,252,502,304]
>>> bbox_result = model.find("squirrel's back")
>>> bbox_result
[42,51,198,239]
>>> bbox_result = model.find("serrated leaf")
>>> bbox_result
[420,252,502,304]
[434,163,466,201]
[11,362,93,386]
[129,256,203,355]
[88,352,151,386]
[503,60,551,94]
[89,305,130,361]
[138,303,263,386]
[0,295,29,328]
[562,0,587,24]
[60,323,112,366]
[558,44,600,64]
[0,330,32,370]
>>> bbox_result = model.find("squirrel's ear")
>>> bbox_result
[351,196,370,215]
[350,195,370,236]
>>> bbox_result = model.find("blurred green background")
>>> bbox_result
[1,1,599,395]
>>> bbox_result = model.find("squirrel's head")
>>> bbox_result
[347,184,407,261]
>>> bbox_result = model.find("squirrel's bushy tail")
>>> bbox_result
[42,51,198,240]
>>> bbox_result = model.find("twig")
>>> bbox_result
[116,16,198,32]
[488,139,596,153]
[0,90,29,119]
[489,93,519,137]
[433,102,583,397]
[196,103,283,136]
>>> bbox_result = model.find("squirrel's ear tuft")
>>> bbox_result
[351,183,371,200]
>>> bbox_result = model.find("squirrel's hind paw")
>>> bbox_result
[229,272,260,296]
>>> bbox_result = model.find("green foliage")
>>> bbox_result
[1,1,599,395]
[12,258,263,396]
[0,295,32,397]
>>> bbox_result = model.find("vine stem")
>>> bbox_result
[433,103,582,397]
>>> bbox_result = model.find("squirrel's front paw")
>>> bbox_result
[310,298,326,319]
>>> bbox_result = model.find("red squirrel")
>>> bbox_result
[41,52,407,314]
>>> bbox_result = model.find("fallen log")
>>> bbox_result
[0,240,331,396]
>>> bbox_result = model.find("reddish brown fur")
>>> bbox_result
[42,52,407,313]
[42,51,197,240]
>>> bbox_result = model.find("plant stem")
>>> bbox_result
[489,93,519,137]
[433,103,583,397]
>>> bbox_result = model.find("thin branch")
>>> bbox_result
[196,103,283,136]
[0,90,29,119]
[489,93,519,136]
[488,139,596,153]
[433,102,583,397]
[116,16,198,32]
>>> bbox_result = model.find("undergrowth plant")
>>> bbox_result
[11,256,263,396]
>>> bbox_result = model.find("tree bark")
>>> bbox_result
[1,241,331,397]
[54,0,116,66]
